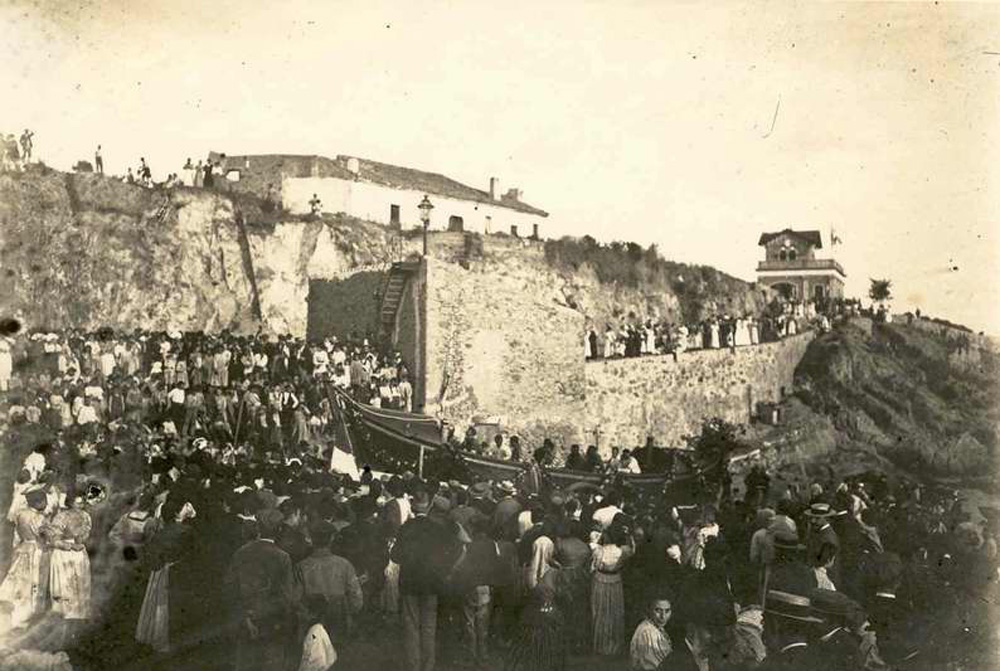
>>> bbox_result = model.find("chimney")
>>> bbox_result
[489,177,501,201]
[506,187,522,202]
[532,223,539,239]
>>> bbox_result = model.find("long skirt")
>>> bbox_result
[556,567,590,652]
[591,573,624,656]
[504,603,566,671]
[50,548,91,620]
[135,564,171,652]
[0,541,48,628]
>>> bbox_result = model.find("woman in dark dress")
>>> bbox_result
[553,520,592,653]
[504,570,567,671]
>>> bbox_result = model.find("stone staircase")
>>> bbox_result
[380,260,420,333]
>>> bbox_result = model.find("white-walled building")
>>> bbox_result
[211,152,548,236]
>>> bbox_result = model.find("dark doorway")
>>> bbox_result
[772,282,796,300]
[307,271,387,341]
[448,215,464,232]
[390,204,400,227]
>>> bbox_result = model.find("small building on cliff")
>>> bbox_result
[209,151,548,236]
[756,229,845,302]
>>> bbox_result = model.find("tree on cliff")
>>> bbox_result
[869,278,893,306]
[684,417,752,498]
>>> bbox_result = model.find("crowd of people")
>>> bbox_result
[1,129,34,172]
[0,323,996,671]
[585,299,849,362]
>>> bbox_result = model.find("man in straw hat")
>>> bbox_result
[761,587,823,671]
[804,502,844,587]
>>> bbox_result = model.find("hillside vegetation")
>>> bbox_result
[794,319,999,479]
[543,235,768,325]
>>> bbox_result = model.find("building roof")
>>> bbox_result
[337,155,548,217]
[209,151,548,217]
[757,229,823,248]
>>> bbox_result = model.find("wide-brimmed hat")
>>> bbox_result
[469,481,492,499]
[809,589,865,628]
[805,502,845,519]
[497,480,516,495]
[765,590,823,623]
[771,529,806,551]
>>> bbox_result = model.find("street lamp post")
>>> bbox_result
[418,195,434,256]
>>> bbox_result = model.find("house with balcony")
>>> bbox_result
[756,229,845,301]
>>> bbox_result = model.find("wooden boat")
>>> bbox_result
[329,386,720,497]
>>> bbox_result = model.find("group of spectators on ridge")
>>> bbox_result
[585,297,864,362]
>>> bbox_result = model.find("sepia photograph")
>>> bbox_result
[0,1,998,670]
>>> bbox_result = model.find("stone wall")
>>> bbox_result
[424,257,586,446]
[420,250,815,452]
[584,333,815,450]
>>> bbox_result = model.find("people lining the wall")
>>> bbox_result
[585,297,862,361]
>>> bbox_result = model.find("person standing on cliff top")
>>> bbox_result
[309,193,323,217]
[94,145,103,174]
[20,129,33,163]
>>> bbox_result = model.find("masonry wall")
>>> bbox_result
[423,258,587,446]
[393,265,427,409]
[584,333,815,450]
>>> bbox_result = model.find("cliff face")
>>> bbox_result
[0,167,768,339]
[0,167,256,332]
[0,167,395,335]
[795,319,1000,478]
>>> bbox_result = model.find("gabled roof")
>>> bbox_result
[338,155,548,217]
[758,229,823,248]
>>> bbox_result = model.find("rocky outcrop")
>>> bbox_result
[0,167,396,336]
[795,320,999,477]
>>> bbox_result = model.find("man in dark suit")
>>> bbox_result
[391,491,465,671]
[226,508,301,671]
[805,503,843,585]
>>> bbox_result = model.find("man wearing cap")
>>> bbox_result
[226,507,302,671]
[764,528,818,616]
[492,481,521,539]
[296,520,363,648]
[391,490,465,671]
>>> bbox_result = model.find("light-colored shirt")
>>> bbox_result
[630,619,672,670]
[593,504,623,530]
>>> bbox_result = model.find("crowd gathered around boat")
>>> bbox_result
[0,320,995,671]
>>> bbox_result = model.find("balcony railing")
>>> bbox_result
[757,258,846,276]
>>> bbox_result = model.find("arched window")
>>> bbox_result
[788,249,797,261]
[779,249,787,261]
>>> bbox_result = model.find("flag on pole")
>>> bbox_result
[328,393,361,480]
[831,227,843,246]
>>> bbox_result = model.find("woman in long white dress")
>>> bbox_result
[46,488,92,623]
[0,489,50,629]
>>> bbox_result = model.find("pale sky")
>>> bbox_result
[3,0,999,332]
